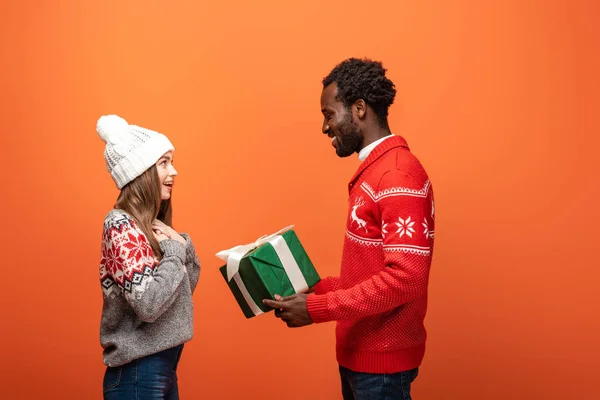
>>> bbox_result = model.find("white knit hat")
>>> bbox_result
[96,115,174,189]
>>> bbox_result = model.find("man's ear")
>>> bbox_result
[354,99,367,120]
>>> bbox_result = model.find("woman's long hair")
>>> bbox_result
[114,164,172,259]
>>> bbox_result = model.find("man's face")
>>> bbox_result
[321,83,363,158]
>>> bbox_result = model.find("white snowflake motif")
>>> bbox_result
[422,217,430,239]
[396,216,415,238]
[381,221,389,238]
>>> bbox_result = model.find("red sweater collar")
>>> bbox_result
[348,135,409,190]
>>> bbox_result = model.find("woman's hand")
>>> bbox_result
[152,220,187,245]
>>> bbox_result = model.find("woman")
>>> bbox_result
[96,114,200,399]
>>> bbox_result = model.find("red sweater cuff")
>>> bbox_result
[313,279,332,295]
[306,293,331,323]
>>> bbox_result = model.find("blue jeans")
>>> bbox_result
[103,345,184,400]
[339,365,419,400]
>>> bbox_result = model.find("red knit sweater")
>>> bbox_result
[306,135,435,374]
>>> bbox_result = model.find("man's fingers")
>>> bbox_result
[272,294,298,303]
[262,299,286,309]
[273,294,297,301]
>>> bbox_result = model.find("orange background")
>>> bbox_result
[1,1,598,399]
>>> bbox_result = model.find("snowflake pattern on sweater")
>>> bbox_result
[343,178,434,256]
[350,178,435,255]
[100,211,158,296]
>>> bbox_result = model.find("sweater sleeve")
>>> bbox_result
[101,216,187,323]
[312,276,341,295]
[179,232,201,294]
[307,170,434,322]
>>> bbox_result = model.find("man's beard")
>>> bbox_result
[336,114,363,158]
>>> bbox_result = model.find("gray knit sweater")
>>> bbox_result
[99,209,201,367]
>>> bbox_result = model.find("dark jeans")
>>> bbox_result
[340,365,419,400]
[103,345,184,400]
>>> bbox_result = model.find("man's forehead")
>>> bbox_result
[323,82,337,97]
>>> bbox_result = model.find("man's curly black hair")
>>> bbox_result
[323,58,396,127]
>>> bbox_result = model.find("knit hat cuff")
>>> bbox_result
[111,133,174,189]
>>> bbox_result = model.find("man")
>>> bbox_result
[263,58,435,400]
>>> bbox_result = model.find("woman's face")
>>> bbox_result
[156,151,177,200]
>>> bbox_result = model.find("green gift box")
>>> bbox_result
[216,225,321,319]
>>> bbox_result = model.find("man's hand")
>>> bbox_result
[262,293,313,328]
